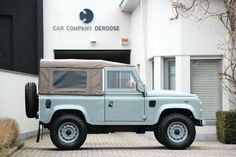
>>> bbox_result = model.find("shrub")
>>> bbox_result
[0,118,19,149]
[216,111,236,144]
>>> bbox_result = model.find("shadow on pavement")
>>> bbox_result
[23,146,168,151]
[22,145,209,151]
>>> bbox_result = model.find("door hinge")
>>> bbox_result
[142,115,147,120]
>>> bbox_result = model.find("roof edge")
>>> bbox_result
[40,59,134,68]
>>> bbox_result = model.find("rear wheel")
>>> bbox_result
[158,114,195,149]
[25,82,38,118]
[50,115,87,150]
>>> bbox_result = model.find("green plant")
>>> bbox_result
[216,111,236,144]
[0,118,19,149]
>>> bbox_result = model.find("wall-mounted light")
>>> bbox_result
[122,38,129,46]
[90,39,96,46]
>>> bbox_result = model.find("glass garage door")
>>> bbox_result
[191,60,222,120]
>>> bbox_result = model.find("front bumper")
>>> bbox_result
[195,119,203,126]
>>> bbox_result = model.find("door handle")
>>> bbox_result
[108,101,114,107]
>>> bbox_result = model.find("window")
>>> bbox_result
[107,71,137,89]
[53,71,87,88]
[164,59,176,90]
[107,71,120,88]
[121,71,136,88]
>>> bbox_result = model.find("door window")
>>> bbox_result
[107,71,137,89]
[107,71,120,89]
[121,71,136,89]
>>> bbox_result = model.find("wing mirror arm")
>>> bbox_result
[136,82,145,96]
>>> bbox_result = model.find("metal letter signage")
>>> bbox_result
[52,8,120,32]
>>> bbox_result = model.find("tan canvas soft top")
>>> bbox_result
[40,59,133,68]
[39,59,133,95]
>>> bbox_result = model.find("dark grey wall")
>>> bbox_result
[0,0,43,74]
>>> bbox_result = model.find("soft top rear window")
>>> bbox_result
[53,71,87,88]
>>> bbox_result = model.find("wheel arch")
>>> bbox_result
[51,109,87,123]
[44,104,90,127]
[156,104,201,126]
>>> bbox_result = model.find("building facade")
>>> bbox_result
[0,0,227,137]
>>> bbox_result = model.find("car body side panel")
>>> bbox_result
[39,95,202,126]
[39,95,105,124]
[105,93,145,122]
[145,96,202,124]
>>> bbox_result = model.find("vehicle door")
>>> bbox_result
[104,67,145,122]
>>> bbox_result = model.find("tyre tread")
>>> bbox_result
[50,114,87,150]
[158,113,196,149]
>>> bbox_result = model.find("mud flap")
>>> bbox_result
[36,122,44,143]
[36,123,40,142]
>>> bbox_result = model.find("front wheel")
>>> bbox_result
[158,114,196,149]
[50,115,87,150]
[154,131,164,145]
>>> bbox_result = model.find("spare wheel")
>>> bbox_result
[25,82,38,118]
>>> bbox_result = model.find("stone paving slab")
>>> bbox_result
[12,133,236,157]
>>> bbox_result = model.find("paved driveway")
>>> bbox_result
[12,133,236,157]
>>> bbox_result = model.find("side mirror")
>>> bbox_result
[136,82,144,93]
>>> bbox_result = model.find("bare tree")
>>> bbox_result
[170,0,236,109]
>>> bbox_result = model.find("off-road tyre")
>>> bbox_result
[50,114,87,150]
[154,131,164,145]
[25,82,38,118]
[158,114,196,149]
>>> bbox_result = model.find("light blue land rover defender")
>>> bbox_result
[25,59,203,150]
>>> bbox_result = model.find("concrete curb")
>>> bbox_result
[5,142,24,157]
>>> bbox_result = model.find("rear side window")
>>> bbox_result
[53,71,87,88]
